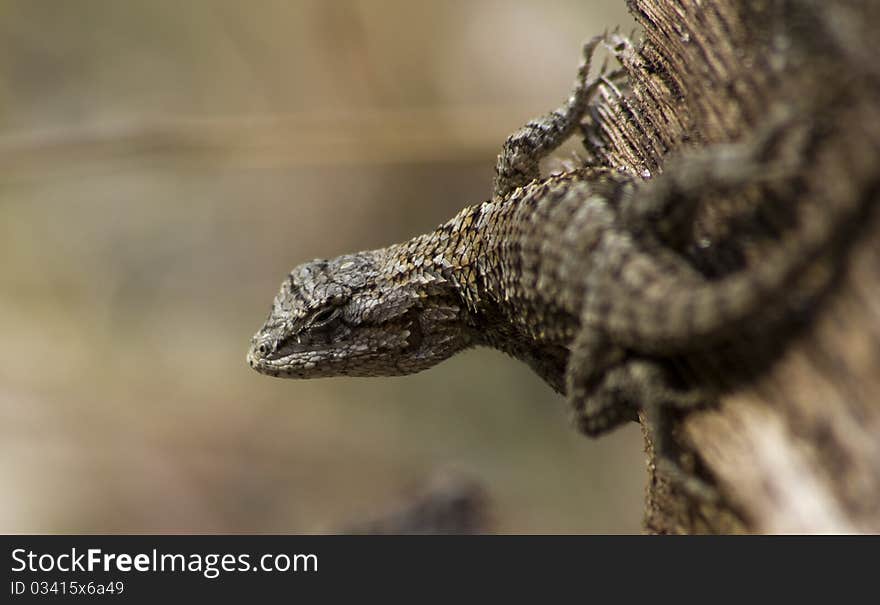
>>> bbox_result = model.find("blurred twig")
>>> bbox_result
[0,106,555,181]
[332,472,491,535]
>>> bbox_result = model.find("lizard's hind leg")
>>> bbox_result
[493,35,608,199]
[566,326,719,502]
[565,325,637,437]
[618,108,802,247]
[567,329,706,437]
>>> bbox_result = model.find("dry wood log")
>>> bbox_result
[588,0,880,533]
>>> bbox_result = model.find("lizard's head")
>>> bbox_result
[247,250,468,378]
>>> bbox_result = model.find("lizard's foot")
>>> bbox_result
[654,454,720,504]
[569,358,706,431]
[492,35,609,199]
[565,325,636,437]
[566,342,719,503]
[636,374,720,504]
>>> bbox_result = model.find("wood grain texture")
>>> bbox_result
[594,0,880,533]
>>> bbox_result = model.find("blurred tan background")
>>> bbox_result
[0,0,644,533]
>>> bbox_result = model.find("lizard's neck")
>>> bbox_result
[383,177,588,392]
[382,201,502,319]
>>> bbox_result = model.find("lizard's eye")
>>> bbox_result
[308,307,341,329]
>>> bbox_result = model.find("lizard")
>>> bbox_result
[246,35,864,480]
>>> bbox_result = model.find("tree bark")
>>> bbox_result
[589,0,880,533]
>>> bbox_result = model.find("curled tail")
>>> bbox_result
[600,188,871,351]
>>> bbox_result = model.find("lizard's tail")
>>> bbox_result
[605,184,875,352]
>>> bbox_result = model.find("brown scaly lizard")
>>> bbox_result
[246,36,863,480]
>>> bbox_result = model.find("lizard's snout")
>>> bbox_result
[246,335,274,368]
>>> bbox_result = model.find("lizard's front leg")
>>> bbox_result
[492,35,607,199]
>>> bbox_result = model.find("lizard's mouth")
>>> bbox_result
[245,335,397,378]
[247,344,331,378]
[246,336,333,376]
[247,325,343,370]
[246,312,429,378]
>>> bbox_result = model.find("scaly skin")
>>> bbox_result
[248,167,623,392]
[247,36,863,449]
[248,36,615,393]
